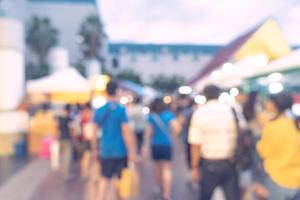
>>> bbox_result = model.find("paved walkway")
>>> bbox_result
[0,156,29,186]
[0,138,225,200]
[0,159,50,200]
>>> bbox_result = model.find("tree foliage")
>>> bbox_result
[78,15,106,59]
[26,16,59,64]
[115,68,143,85]
[26,16,59,79]
[73,63,86,77]
[150,74,185,92]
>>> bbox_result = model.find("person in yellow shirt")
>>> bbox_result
[257,92,300,200]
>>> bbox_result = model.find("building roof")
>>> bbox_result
[188,20,292,86]
[30,0,95,3]
[109,43,222,55]
[187,24,261,85]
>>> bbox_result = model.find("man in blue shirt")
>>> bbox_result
[93,80,136,200]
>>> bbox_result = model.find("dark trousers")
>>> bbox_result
[199,159,240,200]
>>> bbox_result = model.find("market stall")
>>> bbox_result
[27,67,92,104]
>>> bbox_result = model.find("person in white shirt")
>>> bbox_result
[127,97,147,156]
[189,85,240,200]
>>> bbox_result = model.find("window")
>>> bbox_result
[152,53,158,62]
[173,53,179,61]
[112,57,119,69]
[131,53,137,63]
[193,53,199,61]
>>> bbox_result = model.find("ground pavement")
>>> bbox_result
[0,138,225,200]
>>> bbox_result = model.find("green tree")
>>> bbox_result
[78,15,106,68]
[116,68,143,85]
[73,63,86,77]
[26,16,59,79]
[150,74,185,92]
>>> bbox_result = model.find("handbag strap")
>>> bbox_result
[98,103,115,125]
[231,107,241,133]
[151,113,171,137]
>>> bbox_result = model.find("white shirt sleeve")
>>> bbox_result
[188,109,203,145]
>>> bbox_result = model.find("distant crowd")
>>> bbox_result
[28,80,300,200]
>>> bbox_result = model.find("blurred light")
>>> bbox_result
[142,106,150,115]
[257,54,269,66]
[92,96,106,109]
[194,95,206,105]
[268,72,282,83]
[211,70,221,80]
[76,35,84,44]
[292,104,300,116]
[178,86,192,95]
[268,82,283,94]
[93,75,110,91]
[222,63,234,74]
[120,96,129,105]
[163,95,172,104]
[230,88,239,97]
[219,92,234,104]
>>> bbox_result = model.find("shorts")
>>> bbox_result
[100,157,127,179]
[151,145,172,161]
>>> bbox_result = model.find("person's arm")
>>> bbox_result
[68,120,80,149]
[91,124,99,159]
[170,119,182,136]
[142,124,152,158]
[190,144,201,181]
[54,118,60,139]
[188,110,203,181]
[122,123,137,162]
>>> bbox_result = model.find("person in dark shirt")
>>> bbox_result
[57,104,77,179]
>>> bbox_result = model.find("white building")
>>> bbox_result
[4,0,99,63]
[108,43,221,82]
[3,0,221,81]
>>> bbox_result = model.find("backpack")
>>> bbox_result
[232,108,253,171]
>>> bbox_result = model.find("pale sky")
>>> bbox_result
[99,0,300,45]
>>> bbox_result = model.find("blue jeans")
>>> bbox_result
[266,176,300,200]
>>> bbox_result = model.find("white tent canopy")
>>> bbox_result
[27,68,91,93]
[245,49,300,78]
[194,55,268,91]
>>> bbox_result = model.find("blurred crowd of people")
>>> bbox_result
[26,80,300,200]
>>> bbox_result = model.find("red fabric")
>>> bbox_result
[80,110,93,140]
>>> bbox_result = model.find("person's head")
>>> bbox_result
[106,80,118,97]
[178,94,191,108]
[134,96,142,104]
[203,85,221,101]
[41,103,51,112]
[60,104,71,116]
[84,102,92,110]
[65,104,72,113]
[150,98,166,114]
[266,92,293,116]
[235,88,248,105]
[76,103,82,111]
[243,90,258,121]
